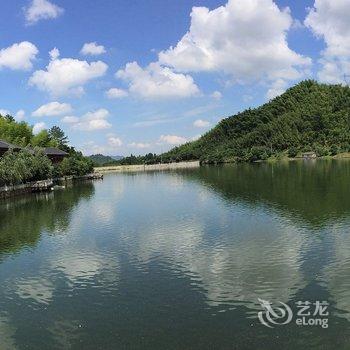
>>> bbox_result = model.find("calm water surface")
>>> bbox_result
[1,161,350,349]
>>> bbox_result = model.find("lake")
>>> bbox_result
[1,160,350,349]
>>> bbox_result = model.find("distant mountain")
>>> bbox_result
[88,154,122,165]
[111,155,124,161]
[162,80,350,163]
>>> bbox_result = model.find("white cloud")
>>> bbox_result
[32,101,72,117]
[128,142,151,149]
[305,0,350,84]
[191,134,202,141]
[159,134,188,145]
[0,109,10,116]
[292,19,304,30]
[81,42,106,56]
[106,87,128,99]
[193,119,211,128]
[33,122,46,134]
[117,0,310,100]
[81,141,109,155]
[0,108,26,121]
[266,79,288,100]
[49,47,60,60]
[108,136,123,147]
[24,0,64,25]
[29,49,108,96]
[15,109,26,121]
[61,115,79,124]
[116,62,199,99]
[159,0,311,89]
[211,91,222,100]
[0,42,38,70]
[81,137,123,155]
[70,109,112,131]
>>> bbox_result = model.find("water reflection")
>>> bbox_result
[0,182,95,257]
[0,163,350,349]
[183,160,350,227]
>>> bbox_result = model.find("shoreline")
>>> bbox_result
[95,155,350,173]
[94,160,200,173]
[0,173,103,200]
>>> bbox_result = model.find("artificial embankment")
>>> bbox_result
[95,161,200,173]
[0,174,104,199]
[0,180,54,199]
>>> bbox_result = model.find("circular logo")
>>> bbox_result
[258,298,293,328]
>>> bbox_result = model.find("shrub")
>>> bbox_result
[0,149,53,186]
[329,145,339,156]
[315,145,329,157]
[56,153,94,177]
[288,147,298,158]
[244,146,271,162]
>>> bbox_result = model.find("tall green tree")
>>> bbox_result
[48,126,69,149]
[32,130,53,147]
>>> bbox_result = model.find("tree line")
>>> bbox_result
[0,114,93,186]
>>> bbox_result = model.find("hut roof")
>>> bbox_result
[0,139,21,150]
[43,147,68,156]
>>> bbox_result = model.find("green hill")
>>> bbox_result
[88,154,117,165]
[162,80,350,163]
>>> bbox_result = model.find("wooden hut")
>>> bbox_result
[42,147,68,164]
[0,140,21,157]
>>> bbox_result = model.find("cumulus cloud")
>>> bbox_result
[266,79,288,99]
[128,142,151,149]
[24,0,64,25]
[33,122,46,134]
[158,0,311,94]
[69,109,112,131]
[115,0,310,99]
[0,42,38,70]
[81,141,109,155]
[305,0,350,84]
[15,109,26,121]
[116,62,199,99]
[81,42,106,56]
[32,101,72,117]
[106,87,128,99]
[81,137,123,155]
[49,47,60,60]
[159,0,310,78]
[0,108,26,121]
[61,115,79,124]
[108,136,123,147]
[0,109,11,116]
[159,134,188,145]
[29,48,108,96]
[193,119,211,128]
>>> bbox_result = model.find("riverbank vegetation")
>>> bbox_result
[0,114,93,186]
[94,153,160,167]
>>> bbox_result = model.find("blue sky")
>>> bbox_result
[0,0,347,155]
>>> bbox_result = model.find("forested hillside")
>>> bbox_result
[88,154,116,166]
[162,81,350,163]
